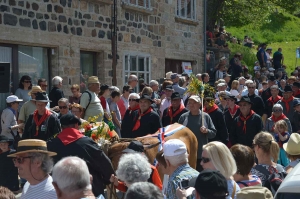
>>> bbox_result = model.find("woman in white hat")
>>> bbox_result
[283,133,300,173]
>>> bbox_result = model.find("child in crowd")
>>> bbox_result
[274,120,290,167]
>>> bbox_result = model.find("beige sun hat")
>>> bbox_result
[165,71,173,80]
[283,133,300,155]
[7,139,57,157]
[87,76,100,84]
[28,86,43,96]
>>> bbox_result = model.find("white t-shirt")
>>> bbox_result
[80,89,104,122]
[21,175,57,199]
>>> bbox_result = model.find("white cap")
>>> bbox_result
[6,95,23,103]
[163,139,187,157]
[217,83,226,87]
[189,95,201,103]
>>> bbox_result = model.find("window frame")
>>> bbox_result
[122,0,152,10]
[80,51,98,92]
[176,0,196,21]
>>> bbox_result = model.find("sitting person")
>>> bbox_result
[283,133,300,173]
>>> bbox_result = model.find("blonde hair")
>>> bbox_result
[71,84,80,91]
[203,141,237,179]
[70,103,83,112]
[231,80,239,90]
[253,132,279,162]
[274,120,288,132]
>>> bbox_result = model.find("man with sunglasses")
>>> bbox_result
[247,82,265,116]
[57,98,71,119]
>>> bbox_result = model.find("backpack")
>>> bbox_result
[79,90,92,110]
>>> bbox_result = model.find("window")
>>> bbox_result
[80,51,97,92]
[177,0,196,20]
[124,53,151,91]
[123,0,151,9]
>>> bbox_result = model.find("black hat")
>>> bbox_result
[60,113,82,126]
[0,135,13,146]
[182,72,188,77]
[100,84,109,91]
[34,92,52,102]
[293,82,300,88]
[122,140,144,153]
[283,85,293,93]
[171,92,181,100]
[225,94,237,102]
[189,170,228,198]
[140,94,154,103]
[268,76,276,81]
[237,96,253,105]
[293,99,300,107]
[165,85,173,91]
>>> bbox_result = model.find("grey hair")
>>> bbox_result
[196,73,202,78]
[52,76,63,86]
[129,93,140,99]
[125,182,164,199]
[270,85,279,90]
[52,156,91,194]
[116,153,151,186]
[149,80,159,87]
[58,98,69,105]
[164,153,188,167]
[128,75,138,83]
[273,104,283,111]
[28,152,53,174]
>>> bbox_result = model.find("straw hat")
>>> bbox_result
[28,86,43,96]
[283,133,300,155]
[7,139,57,157]
[165,71,173,80]
[87,76,100,84]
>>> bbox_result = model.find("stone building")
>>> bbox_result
[0,0,204,110]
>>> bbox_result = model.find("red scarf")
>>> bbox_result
[128,105,140,114]
[132,108,153,131]
[203,104,219,114]
[167,103,185,124]
[57,128,84,145]
[33,109,52,136]
[229,105,239,118]
[282,96,294,113]
[267,95,282,105]
[271,114,287,131]
[239,110,255,134]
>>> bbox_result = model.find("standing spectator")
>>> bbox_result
[231,54,243,83]
[238,77,246,93]
[201,73,210,84]
[283,133,300,173]
[149,80,161,102]
[47,114,115,196]
[265,47,272,69]
[171,73,187,96]
[258,43,267,67]
[291,99,300,133]
[22,92,61,141]
[117,85,131,120]
[80,76,104,122]
[273,120,290,166]
[231,96,263,148]
[8,139,57,199]
[277,85,299,122]
[99,84,111,123]
[292,82,300,98]
[178,95,216,171]
[215,63,226,81]
[107,91,122,137]
[125,182,163,199]
[160,85,174,117]
[241,80,258,96]
[273,48,284,70]
[52,156,99,199]
[128,74,138,90]
[163,139,199,199]
[57,98,70,119]
[49,76,64,109]
[247,83,265,116]
[230,80,240,97]
[261,76,282,104]
[1,96,23,140]
[68,84,81,104]
[15,75,32,110]
[0,135,19,192]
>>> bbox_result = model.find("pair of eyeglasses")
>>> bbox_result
[12,156,32,164]
[200,157,210,163]
[129,99,138,102]
[24,80,31,83]
[59,106,68,109]
[273,109,282,112]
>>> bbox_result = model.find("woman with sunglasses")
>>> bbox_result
[15,75,32,110]
[201,141,241,199]
[265,104,292,137]
[57,98,70,119]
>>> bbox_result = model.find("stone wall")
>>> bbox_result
[0,0,204,96]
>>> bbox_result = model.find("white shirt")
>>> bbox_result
[21,175,57,199]
[241,88,259,96]
[80,89,104,122]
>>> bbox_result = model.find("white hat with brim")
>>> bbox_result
[6,95,23,103]
[87,76,100,84]
[189,95,201,103]
[283,133,300,155]
[7,139,57,157]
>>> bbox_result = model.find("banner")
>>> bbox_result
[182,62,193,75]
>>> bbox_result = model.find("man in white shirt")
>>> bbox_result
[241,80,259,96]
[8,139,57,199]
[160,85,174,117]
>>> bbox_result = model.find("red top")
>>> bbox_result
[100,96,107,110]
[117,98,126,120]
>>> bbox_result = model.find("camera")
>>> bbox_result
[179,179,190,189]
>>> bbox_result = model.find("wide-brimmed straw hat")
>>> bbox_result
[87,76,100,84]
[283,133,300,155]
[7,139,57,157]
[28,86,43,96]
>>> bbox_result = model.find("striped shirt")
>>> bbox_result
[21,175,57,199]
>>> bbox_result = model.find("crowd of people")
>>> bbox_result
[0,45,300,199]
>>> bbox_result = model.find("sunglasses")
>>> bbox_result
[129,99,138,102]
[24,80,31,83]
[200,157,210,163]
[12,156,32,164]
[59,106,68,109]
[273,109,282,112]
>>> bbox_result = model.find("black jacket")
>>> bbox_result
[292,111,300,133]
[261,87,283,104]
[207,108,228,144]
[224,107,241,136]
[0,149,19,191]
[162,107,188,127]
[248,94,265,116]
[49,86,65,108]
[121,109,136,138]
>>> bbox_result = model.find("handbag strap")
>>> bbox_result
[231,181,236,199]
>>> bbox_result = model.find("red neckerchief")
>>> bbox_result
[167,103,185,124]
[57,128,84,145]
[271,114,287,131]
[228,105,239,118]
[128,105,140,114]
[239,110,255,134]
[33,109,51,136]
[294,90,300,97]
[132,107,153,131]
[282,96,294,112]
[203,104,219,114]
[267,95,282,105]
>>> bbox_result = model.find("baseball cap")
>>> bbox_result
[163,139,187,157]
[189,95,201,103]
[171,73,179,80]
[171,92,181,100]
[122,140,144,153]
[189,170,228,199]
[236,187,273,199]
[6,95,23,103]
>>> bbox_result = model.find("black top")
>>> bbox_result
[292,111,300,133]
[261,87,283,104]
[162,107,188,127]
[248,94,265,116]
[224,107,241,135]
[264,97,281,118]
[47,135,115,196]
[49,87,65,108]
[0,149,19,191]
[121,109,136,138]
[207,108,228,144]
[22,113,61,141]
[231,113,263,147]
